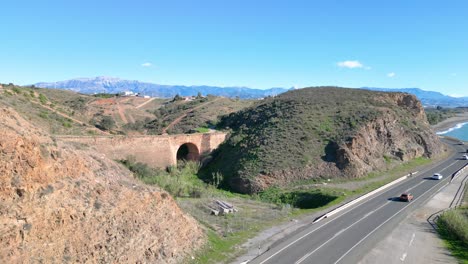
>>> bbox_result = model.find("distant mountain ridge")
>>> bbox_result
[33,77,468,106]
[362,87,468,107]
[35,76,290,99]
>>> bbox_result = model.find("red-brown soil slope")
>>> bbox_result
[0,106,205,263]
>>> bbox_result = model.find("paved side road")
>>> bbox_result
[359,171,468,264]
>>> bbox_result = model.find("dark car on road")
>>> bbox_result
[399,193,413,202]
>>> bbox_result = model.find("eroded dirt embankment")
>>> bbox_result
[0,106,205,263]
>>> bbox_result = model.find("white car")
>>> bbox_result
[462,154,468,160]
[432,173,443,180]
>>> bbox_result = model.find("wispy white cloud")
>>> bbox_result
[450,73,457,76]
[387,72,396,77]
[141,62,152,67]
[337,60,365,69]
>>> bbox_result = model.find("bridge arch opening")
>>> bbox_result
[176,143,200,162]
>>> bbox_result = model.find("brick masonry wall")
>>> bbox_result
[57,132,227,168]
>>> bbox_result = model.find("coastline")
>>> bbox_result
[431,112,468,134]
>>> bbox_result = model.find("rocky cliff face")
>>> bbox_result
[335,93,444,177]
[0,107,204,263]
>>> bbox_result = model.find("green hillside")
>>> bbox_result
[203,87,441,194]
[0,83,252,135]
[0,84,95,135]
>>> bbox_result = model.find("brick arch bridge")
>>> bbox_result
[59,132,227,168]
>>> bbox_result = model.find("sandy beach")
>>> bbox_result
[431,112,468,133]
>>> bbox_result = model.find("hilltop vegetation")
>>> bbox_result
[0,83,252,135]
[425,106,467,125]
[144,95,252,134]
[0,83,95,134]
[363,87,468,108]
[203,87,444,194]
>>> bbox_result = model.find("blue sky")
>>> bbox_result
[1,0,467,96]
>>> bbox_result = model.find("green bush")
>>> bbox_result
[438,209,468,245]
[96,116,115,131]
[195,127,210,133]
[38,111,49,119]
[12,86,21,94]
[120,158,210,198]
[123,120,147,131]
[425,107,460,125]
[172,94,184,101]
[437,207,468,261]
[39,93,48,104]
[258,186,338,209]
[62,121,72,128]
[121,158,154,178]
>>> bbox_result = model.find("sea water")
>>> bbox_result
[437,122,468,141]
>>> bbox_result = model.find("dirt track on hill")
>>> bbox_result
[162,98,221,134]
[136,97,155,109]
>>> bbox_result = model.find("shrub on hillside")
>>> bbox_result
[120,158,209,198]
[65,97,88,112]
[96,116,115,131]
[258,186,339,209]
[425,107,459,125]
[438,208,468,246]
[39,94,48,104]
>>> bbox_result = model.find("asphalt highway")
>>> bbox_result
[250,141,467,264]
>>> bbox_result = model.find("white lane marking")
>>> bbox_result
[294,202,390,264]
[333,229,346,238]
[258,215,339,264]
[259,159,460,264]
[409,233,415,247]
[258,198,371,263]
[333,174,452,264]
[399,233,415,262]
[406,180,426,192]
[362,210,374,219]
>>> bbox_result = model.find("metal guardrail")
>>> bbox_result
[427,164,468,230]
[450,163,468,208]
